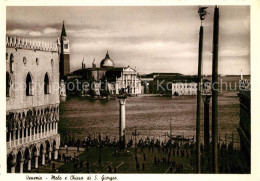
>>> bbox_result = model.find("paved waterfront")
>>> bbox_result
[28,141,249,174]
[59,91,240,148]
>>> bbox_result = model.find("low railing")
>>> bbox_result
[7,133,60,150]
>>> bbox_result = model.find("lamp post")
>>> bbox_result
[196,6,208,173]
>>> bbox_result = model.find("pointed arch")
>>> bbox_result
[10,53,14,73]
[6,72,11,97]
[26,72,33,96]
[44,72,51,94]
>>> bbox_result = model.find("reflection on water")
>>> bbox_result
[59,92,240,147]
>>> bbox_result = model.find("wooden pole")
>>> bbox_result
[212,5,219,173]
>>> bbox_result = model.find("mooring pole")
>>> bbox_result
[212,5,219,173]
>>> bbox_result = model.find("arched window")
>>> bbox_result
[26,73,33,96]
[6,72,11,97]
[10,54,14,73]
[44,73,50,94]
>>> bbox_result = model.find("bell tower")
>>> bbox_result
[59,21,70,80]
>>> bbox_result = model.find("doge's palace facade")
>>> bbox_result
[6,36,60,173]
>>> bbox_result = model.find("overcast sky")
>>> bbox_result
[6,6,250,75]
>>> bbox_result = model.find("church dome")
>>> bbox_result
[100,51,115,68]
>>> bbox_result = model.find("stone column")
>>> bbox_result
[49,123,52,135]
[49,151,52,160]
[21,128,24,144]
[20,160,24,173]
[42,151,46,165]
[11,166,15,173]
[44,123,46,137]
[36,125,38,139]
[29,127,32,142]
[54,149,58,160]
[26,127,29,143]
[56,122,58,134]
[28,159,31,171]
[118,95,127,149]
[10,159,16,173]
[33,126,35,140]
[17,129,20,145]
[13,131,16,146]
[35,156,39,168]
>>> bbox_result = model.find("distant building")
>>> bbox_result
[6,35,60,173]
[145,74,197,95]
[67,51,142,95]
[172,82,197,96]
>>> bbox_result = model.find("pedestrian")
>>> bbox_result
[75,162,78,170]
[136,162,140,171]
[80,160,83,168]
[142,163,145,171]
[170,166,173,173]
[52,162,55,172]
[108,166,112,173]
[114,166,117,173]
[143,153,146,161]
[154,157,157,165]
[66,145,68,154]
[86,161,89,173]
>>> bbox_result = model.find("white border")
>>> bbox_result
[1,0,260,181]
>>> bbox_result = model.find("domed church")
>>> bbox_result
[69,51,143,95]
[100,51,115,68]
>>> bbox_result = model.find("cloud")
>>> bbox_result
[7,29,28,36]
[43,28,59,35]
[28,31,42,36]
[6,6,250,75]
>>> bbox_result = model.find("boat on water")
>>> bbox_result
[86,96,108,100]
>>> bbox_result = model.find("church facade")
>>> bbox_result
[6,35,60,173]
[70,51,143,96]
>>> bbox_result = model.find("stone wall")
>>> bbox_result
[6,47,60,111]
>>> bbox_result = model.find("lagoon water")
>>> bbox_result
[59,91,240,147]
